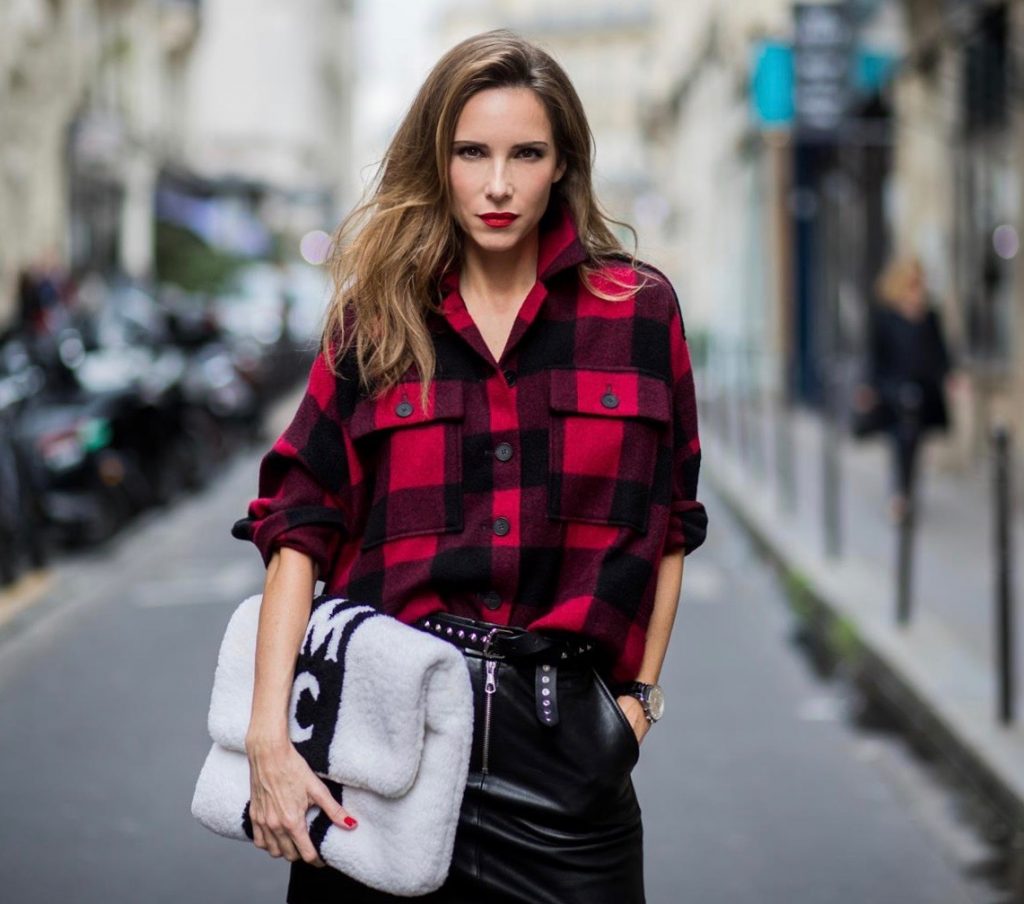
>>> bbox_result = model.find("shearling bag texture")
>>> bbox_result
[191,593,475,897]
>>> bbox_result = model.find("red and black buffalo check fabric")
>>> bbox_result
[232,202,708,682]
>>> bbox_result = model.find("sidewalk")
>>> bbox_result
[704,400,1024,832]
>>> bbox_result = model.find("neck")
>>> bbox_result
[460,227,540,309]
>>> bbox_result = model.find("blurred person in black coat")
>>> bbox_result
[852,257,959,522]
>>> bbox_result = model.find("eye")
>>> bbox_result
[516,147,544,159]
[454,145,484,159]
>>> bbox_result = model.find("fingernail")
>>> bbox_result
[344,816,357,828]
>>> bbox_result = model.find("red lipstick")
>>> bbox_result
[479,213,519,229]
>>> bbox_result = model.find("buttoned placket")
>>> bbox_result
[437,279,551,625]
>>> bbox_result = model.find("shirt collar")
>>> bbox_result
[433,200,588,365]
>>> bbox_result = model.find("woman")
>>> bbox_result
[853,256,956,521]
[231,29,708,903]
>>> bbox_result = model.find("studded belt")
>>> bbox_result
[416,612,596,728]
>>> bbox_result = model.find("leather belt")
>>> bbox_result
[416,612,596,728]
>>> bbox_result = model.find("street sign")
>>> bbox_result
[752,41,795,127]
[793,3,853,140]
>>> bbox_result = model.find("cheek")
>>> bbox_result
[448,165,474,208]
[524,168,558,203]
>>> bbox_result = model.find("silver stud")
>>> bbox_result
[470,632,478,641]
[424,620,431,628]
[541,676,550,684]
[561,652,568,660]
[542,664,551,672]
[541,688,550,697]
[458,630,465,639]
[435,624,442,632]
[446,627,453,636]
[542,699,551,707]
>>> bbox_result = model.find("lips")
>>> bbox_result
[479,213,519,229]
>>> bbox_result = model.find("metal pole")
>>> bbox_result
[894,388,921,626]
[993,425,1016,724]
[775,391,796,512]
[895,502,914,626]
[820,164,842,558]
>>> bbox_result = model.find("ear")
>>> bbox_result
[553,158,567,184]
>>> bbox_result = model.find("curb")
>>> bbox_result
[705,457,1024,838]
[0,569,55,638]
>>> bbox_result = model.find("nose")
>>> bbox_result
[485,160,512,202]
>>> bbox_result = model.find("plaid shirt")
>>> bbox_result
[232,203,708,682]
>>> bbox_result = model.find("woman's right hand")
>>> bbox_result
[246,733,358,867]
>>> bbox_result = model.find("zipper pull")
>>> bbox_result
[485,659,498,695]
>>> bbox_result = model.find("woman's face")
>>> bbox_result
[448,86,566,260]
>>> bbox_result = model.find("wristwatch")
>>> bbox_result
[625,681,665,724]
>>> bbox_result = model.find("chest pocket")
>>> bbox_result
[350,380,465,550]
[548,367,670,534]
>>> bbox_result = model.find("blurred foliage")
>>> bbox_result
[827,614,864,665]
[154,222,247,293]
[783,567,815,620]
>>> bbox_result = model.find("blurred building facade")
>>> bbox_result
[180,0,354,241]
[641,0,1024,469]
[0,0,204,324]
[0,0,354,328]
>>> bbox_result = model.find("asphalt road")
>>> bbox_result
[0,432,990,903]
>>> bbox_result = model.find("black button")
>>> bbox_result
[601,392,619,409]
[481,590,502,610]
[395,400,413,417]
[493,516,510,536]
[503,369,517,386]
[495,442,513,462]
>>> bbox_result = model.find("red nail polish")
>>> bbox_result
[344,816,357,828]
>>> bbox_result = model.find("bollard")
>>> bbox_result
[894,384,922,626]
[822,372,842,558]
[823,414,841,557]
[895,500,914,626]
[775,394,796,512]
[992,426,1015,724]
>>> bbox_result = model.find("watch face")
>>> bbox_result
[647,685,665,721]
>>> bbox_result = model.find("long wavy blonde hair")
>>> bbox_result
[323,29,644,410]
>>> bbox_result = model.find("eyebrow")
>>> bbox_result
[451,140,550,150]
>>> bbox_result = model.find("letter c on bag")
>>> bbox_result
[289,671,320,742]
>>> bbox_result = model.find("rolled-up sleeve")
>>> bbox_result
[663,295,708,556]
[231,351,358,578]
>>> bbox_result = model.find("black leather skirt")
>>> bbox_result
[287,615,645,903]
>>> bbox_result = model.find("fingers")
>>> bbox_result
[616,694,650,744]
[310,780,359,831]
[248,743,359,869]
[251,804,321,865]
[248,766,327,866]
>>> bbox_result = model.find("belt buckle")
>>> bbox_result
[481,626,515,659]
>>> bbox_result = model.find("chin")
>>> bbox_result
[469,221,538,255]
[468,231,523,255]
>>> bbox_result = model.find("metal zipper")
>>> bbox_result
[481,658,498,774]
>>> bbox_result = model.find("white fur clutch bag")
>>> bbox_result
[190,594,474,897]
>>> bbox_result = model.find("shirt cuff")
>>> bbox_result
[231,508,347,579]
[663,501,708,556]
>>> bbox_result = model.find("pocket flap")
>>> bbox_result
[549,367,670,424]
[350,379,464,440]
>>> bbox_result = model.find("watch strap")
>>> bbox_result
[624,681,657,722]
